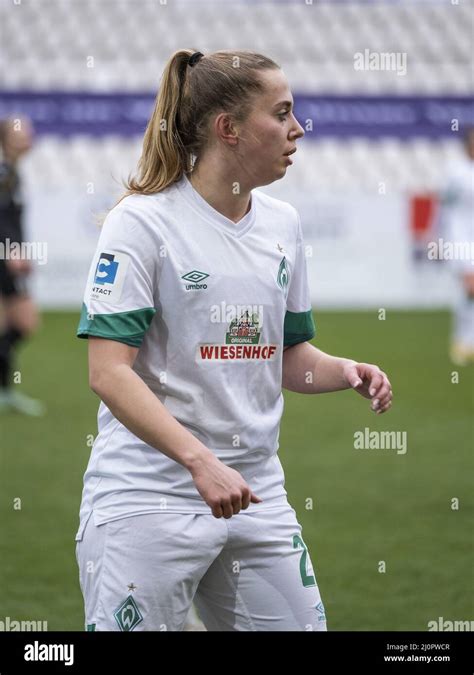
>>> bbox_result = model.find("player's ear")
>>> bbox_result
[214,112,239,147]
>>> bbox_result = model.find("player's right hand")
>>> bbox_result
[189,455,262,519]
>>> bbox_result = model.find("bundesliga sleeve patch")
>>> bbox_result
[88,250,130,304]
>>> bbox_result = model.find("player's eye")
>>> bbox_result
[277,111,289,121]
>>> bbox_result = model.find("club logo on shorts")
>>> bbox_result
[277,256,289,292]
[113,595,143,632]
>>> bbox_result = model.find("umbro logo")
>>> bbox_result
[181,269,209,291]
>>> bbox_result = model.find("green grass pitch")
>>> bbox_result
[0,310,472,630]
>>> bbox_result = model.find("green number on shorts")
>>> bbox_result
[293,534,316,587]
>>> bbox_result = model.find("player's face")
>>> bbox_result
[236,69,305,187]
[465,130,474,160]
[4,117,34,160]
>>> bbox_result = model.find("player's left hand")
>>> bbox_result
[342,362,393,414]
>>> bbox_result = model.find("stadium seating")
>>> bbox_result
[20,135,467,193]
[1,0,471,93]
[1,0,472,193]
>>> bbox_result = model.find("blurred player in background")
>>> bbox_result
[440,127,474,366]
[0,116,45,415]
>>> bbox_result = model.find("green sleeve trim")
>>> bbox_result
[284,309,316,346]
[76,302,157,348]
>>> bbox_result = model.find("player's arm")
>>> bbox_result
[88,336,262,517]
[282,341,393,414]
[88,336,211,469]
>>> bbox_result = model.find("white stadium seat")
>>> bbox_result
[2,0,471,194]
[1,0,470,94]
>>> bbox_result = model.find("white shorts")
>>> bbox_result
[75,503,327,631]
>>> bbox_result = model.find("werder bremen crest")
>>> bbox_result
[277,256,289,291]
[114,595,143,631]
[226,310,261,344]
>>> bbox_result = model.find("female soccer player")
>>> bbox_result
[75,49,393,632]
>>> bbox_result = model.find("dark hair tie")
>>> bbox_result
[188,51,204,67]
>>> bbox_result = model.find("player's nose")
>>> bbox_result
[290,114,305,140]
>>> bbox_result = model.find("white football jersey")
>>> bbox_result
[75,174,315,539]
